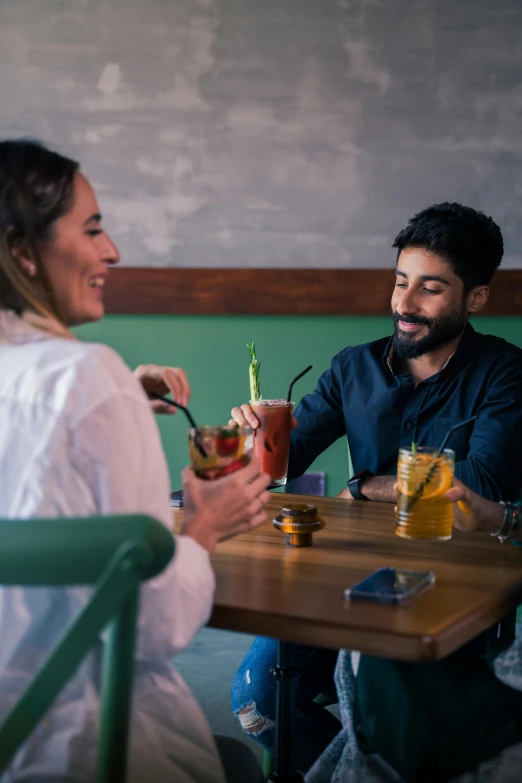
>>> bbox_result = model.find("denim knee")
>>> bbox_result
[231,637,278,739]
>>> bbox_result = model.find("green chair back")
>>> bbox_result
[0,514,175,783]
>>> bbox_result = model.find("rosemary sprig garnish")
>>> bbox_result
[247,339,261,401]
[404,417,477,513]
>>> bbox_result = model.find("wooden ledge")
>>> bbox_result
[104,268,522,316]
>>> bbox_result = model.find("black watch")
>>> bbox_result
[346,470,374,501]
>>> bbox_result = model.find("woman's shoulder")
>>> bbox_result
[19,338,147,417]
[63,340,146,410]
[72,340,135,383]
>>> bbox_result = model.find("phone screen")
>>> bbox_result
[170,490,184,508]
[344,568,435,604]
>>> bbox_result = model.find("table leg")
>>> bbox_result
[268,640,302,782]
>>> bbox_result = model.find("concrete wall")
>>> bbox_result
[2,0,522,268]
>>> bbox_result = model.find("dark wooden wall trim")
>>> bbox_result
[104,268,522,316]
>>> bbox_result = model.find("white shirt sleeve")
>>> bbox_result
[70,382,215,661]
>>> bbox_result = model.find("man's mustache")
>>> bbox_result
[392,311,432,327]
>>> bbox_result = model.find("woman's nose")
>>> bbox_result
[102,233,120,266]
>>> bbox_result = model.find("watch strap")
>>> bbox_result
[347,470,374,501]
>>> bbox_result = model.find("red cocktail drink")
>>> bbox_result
[188,426,253,480]
[250,399,294,486]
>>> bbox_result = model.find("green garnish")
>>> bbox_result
[247,339,261,401]
[221,425,239,438]
[411,441,417,455]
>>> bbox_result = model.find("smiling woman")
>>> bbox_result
[38,178,121,326]
[0,140,119,329]
[0,139,268,783]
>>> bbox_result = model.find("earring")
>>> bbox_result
[23,262,36,277]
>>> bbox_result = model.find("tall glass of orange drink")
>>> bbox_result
[395,447,455,540]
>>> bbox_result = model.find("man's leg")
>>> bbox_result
[231,637,340,773]
[214,735,264,783]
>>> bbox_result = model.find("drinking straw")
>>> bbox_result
[433,415,477,458]
[148,392,207,457]
[403,415,478,513]
[287,365,313,404]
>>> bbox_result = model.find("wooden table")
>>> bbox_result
[174,493,522,662]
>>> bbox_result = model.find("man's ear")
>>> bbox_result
[467,285,489,314]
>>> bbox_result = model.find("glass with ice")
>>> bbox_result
[188,425,253,480]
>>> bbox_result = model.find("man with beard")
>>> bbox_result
[229,202,522,774]
[234,201,522,505]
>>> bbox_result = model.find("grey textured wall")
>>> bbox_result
[1,0,522,267]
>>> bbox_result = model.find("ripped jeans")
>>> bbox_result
[231,637,341,774]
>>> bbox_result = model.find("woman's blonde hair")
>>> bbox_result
[0,139,79,322]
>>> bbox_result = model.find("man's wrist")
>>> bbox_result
[481,503,505,535]
[346,470,374,501]
[353,475,397,503]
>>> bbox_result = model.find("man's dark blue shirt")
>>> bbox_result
[289,324,522,500]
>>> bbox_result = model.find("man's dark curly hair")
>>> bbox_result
[392,202,504,292]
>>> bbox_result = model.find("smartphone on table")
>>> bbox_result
[344,567,435,604]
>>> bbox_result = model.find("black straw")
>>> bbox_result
[148,392,207,457]
[148,392,198,427]
[287,365,313,404]
[404,416,477,513]
[434,415,477,458]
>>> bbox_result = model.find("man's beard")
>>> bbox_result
[392,304,467,360]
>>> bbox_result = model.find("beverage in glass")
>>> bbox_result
[188,425,253,480]
[250,399,294,487]
[395,447,455,540]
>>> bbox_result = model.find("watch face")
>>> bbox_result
[349,471,368,484]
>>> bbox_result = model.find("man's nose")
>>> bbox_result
[397,286,420,314]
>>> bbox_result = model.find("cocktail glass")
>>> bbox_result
[250,399,294,487]
[188,425,253,480]
[395,447,455,540]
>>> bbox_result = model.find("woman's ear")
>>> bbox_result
[9,236,37,277]
[467,285,489,314]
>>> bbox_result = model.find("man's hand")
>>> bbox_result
[230,403,298,431]
[134,364,191,414]
[337,475,397,503]
[445,479,504,534]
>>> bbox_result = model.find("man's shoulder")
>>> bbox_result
[332,336,390,368]
[471,329,522,364]
[466,329,522,387]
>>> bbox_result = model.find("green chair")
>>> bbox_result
[0,514,174,783]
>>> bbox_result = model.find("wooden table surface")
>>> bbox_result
[173,493,522,662]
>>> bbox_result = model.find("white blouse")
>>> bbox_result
[0,310,226,783]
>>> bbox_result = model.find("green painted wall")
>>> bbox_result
[75,315,522,496]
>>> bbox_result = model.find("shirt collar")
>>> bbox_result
[0,308,74,345]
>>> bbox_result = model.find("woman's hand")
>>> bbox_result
[445,479,504,534]
[229,403,298,431]
[181,457,271,553]
[134,364,191,413]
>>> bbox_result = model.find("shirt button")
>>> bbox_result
[405,420,413,432]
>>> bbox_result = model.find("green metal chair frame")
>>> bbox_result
[0,514,174,783]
